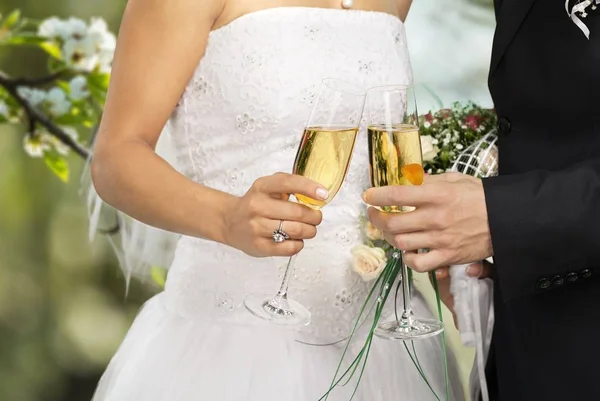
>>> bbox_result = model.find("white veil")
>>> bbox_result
[81,122,181,290]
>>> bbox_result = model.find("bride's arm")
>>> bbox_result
[92,0,229,241]
[91,0,325,257]
[396,0,412,21]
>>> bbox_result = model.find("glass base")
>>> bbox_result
[375,318,444,341]
[244,293,311,327]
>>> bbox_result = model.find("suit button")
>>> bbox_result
[551,275,565,286]
[497,116,511,137]
[566,272,579,283]
[536,277,551,289]
[580,269,592,279]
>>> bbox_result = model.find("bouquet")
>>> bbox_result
[322,102,497,401]
[419,102,497,174]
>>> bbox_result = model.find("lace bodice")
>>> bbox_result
[163,7,412,342]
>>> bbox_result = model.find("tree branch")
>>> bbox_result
[7,71,64,86]
[0,70,90,159]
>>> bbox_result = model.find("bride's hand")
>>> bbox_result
[222,172,327,257]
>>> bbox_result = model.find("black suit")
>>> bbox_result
[482,1,600,400]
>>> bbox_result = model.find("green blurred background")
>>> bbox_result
[0,1,494,400]
[0,1,158,401]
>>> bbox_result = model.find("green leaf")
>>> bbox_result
[150,266,167,288]
[39,41,62,59]
[55,80,70,92]
[48,57,65,72]
[88,85,106,106]
[54,113,85,125]
[2,32,62,59]
[3,33,46,45]
[87,72,110,91]
[2,9,21,30]
[82,119,94,128]
[43,150,69,182]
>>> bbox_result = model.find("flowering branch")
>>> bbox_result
[0,71,90,159]
[0,10,115,182]
[2,71,64,87]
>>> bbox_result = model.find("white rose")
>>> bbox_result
[365,221,383,241]
[351,245,387,282]
[420,135,440,162]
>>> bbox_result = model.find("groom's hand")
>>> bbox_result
[364,173,493,272]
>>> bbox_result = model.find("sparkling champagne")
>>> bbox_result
[293,126,359,209]
[368,123,424,213]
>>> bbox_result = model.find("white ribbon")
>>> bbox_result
[449,264,495,401]
[566,0,599,39]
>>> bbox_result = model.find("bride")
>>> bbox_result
[89,0,464,399]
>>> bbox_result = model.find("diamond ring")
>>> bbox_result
[272,220,290,243]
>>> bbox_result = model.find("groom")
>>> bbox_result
[365,1,600,400]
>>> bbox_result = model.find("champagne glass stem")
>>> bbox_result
[400,260,415,324]
[396,250,415,326]
[275,254,298,299]
[266,254,298,313]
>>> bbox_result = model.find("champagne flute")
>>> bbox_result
[366,84,444,340]
[244,78,366,327]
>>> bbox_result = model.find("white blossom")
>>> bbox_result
[0,100,9,118]
[69,75,89,101]
[63,36,97,71]
[17,87,46,107]
[23,132,51,158]
[38,16,116,72]
[46,87,71,116]
[50,126,79,156]
[456,143,464,150]
[65,17,88,39]
[88,18,116,72]
[38,17,69,39]
[88,18,116,50]
[96,49,114,72]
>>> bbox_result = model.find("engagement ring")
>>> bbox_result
[272,220,290,243]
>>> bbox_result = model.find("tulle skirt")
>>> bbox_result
[92,292,464,401]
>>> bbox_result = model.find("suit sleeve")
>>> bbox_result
[482,157,600,302]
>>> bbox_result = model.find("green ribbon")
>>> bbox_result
[321,256,450,400]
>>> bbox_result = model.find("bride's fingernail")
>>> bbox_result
[316,187,329,200]
[361,191,368,203]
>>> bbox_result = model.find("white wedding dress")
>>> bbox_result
[91,8,464,401]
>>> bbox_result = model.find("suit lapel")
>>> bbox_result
[490,0,537,75]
